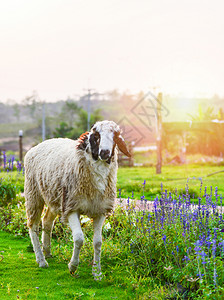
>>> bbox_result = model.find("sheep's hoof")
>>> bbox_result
[68,262,78,275]
[92,265,103,281]
[38,260,49,268]
[93,272,103,281]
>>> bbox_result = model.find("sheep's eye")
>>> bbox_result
[94,132,100,142]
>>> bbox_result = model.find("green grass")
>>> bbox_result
[1,165,224,299]
[1,164,224,202]
[0,231,138,300]
[0,172,24,192]
[117,164,224,201]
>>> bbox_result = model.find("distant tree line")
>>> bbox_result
[163,105,224,157]
[53,100,102,139]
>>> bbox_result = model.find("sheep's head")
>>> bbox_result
[78,120,131,163]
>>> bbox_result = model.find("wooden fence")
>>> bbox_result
[118,143,134,167]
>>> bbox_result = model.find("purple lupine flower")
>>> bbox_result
[17,161,22,173]
[160,182,163,192]
[210,186,213,198]
[212,239,216,258]
[199,250,207,264]
[162,234,167,245]
[142,180,146,197]
[194,240,202,256]
[218,240,224,253]
[183,255,190,262]
[204,186,207,198]
[3,151,6,170]
[11,156,15,170]
[220,195,223,214]
[215,186,218,205]
[153,197,159,221]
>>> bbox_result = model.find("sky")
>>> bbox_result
[0,0,224,103]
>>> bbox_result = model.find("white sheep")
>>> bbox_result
[24,120,131,280]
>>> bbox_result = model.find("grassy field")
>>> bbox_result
[117,164,224,201]
[0,231,139,300]
[1,164,224,299]
[1,164,224,202]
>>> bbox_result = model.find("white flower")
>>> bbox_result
[80,216,91,224]
[104,222,111,230]
[164,266,173,270]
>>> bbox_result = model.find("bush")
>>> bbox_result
[0,178,18,206]
[107,186,224,298]
[0,195,27,236]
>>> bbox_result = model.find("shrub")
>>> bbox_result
[0,195,27,236]
[107,185,224,298]
[0,178,18,206]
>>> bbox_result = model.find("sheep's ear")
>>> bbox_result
[77,132,89,150]
[79,132,89,140]
[114,134,131,157]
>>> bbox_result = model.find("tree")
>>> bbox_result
[53,122,73,138]
[61,99,81,127]
[187,105,224,155]
[188,104,216,121]
[22,90,41,121]
[13,103,20,122]
[69,108,103,139]
[53,107,103,139]
[218,108,224,120]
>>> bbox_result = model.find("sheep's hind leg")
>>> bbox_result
[29,223,48,268]
[92,215,105,281]
[68,212,84,274]
[26,195,48,268]
[42,207,57,258]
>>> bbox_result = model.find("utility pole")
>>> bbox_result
[84,88,104,131]
[156,93,162,174]
[19,130,23,162]
[84,88,96,131]
[87,89,91,131]
[42,102,46,141]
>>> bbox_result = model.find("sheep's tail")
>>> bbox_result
[25,177,44,228]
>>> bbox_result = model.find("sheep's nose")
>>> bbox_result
[100,149,110,160]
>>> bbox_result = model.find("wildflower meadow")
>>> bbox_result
[1,154,224,299]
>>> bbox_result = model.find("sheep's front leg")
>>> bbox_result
[92,215,105,281]
[68,212,84,274]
